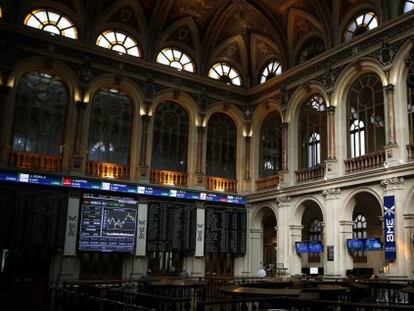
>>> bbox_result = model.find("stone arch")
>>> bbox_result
[207,35,248,83]
[251,204,278,230]
[154,17,201,71]
[250,33,284,85]
[341,187,383,221]
[292,197,325,226]
[93,0,148,55]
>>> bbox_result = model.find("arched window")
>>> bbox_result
[208,62,242,86]
[88,88,132,165]
[296,38,325,65]
[404,0,414,13]
[156,48,195,72]
[12,72,67,156]
[343,12,378,42]
[24,9,78,39]
[353,214,367,260]
[259,112,282,177]
[96,30,140,57]
[151,102,188,172]
[299,94,327,169]
[308,218,322,262]
[206,113,237,179]
[347,74,385,158]
[260,60,282,84]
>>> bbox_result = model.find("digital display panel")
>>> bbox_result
[347,239,366,251]
[308,242,323,253]
[366,238,382,251]
[310,267,319,275]
[79,195,138,253]
[295,242,309,254]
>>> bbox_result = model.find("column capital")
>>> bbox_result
[326,105,336,113]
[141,114,151,123]
[197,125,206,133]
[276,196,291,207]
[384,84,395,94]
[380,176,404,192]
[281,122,289,128]
[322,188,341,200]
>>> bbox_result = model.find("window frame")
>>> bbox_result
[343,11,379,42]
[96,30,140,57]
[260,60,282,84]
[156,47,195,73]
[208,62,242,86]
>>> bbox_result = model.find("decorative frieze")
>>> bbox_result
[380,177,404,191]
[322,188,341,200]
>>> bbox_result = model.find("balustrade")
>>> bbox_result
[344,150,386,173]
[256,174,281,191]
[206,176,237,193]
[8,151,62,171]
[295,164,326,183]
[86,160,129,179]
[150,169,188,187]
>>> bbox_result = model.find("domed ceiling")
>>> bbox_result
[26,0,394,85]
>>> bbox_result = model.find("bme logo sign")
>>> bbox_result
[383,196,396,261]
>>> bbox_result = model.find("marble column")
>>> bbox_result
[139,114,151,178]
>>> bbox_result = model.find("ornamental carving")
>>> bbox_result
[276,196,291,207]
[322,188,341,200]
[380,177,404,191]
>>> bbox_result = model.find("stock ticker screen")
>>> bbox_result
[79,194,138,253]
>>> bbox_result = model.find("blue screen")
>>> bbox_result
[347,239,366,250]
[295,242,309,254]
[366,238,382,250]
[308,242,323,253]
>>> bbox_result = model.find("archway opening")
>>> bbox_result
[262,209,277,274]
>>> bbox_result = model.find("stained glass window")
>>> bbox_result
[347,74,385,158]
[96,30,140,57]
[88,88,132,165]
[24,9,78,39]
[12,72,67,155]
[299,95,327,169]
[151,102,189,171]
[259,112,282,177]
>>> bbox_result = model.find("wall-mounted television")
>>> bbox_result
[295,242,309,254]
[365,238,382,251]
[347,239,366,251]
[308,242,323,253]
[78,194,138,253]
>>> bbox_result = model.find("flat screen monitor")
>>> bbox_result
[79,194,138,253]
[366,238,382,251]
[308,241,323,253]
[295,241,309,254]
[309,267,319,275]
[347,239,366,251]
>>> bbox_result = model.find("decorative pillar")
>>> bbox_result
[322,188,343,276]
[71,100,87,172]
[326,106,336,160]
[339,221,354,276]
[288,224,303,275]
[384,84,396,146]
[281,122,289,172]
[0,84,11,165]
[139,114,151,177]
[244,136,251,180]
[196,126,206,184]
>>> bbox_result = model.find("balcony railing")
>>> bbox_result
[150,169,188,187]
[8,151,62,171]
[206,176,237,193]
[86,160,129,179]
[295,164,326,183]
[256,174,281,191]
[407,143,414,161]
[344,150,386,173]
